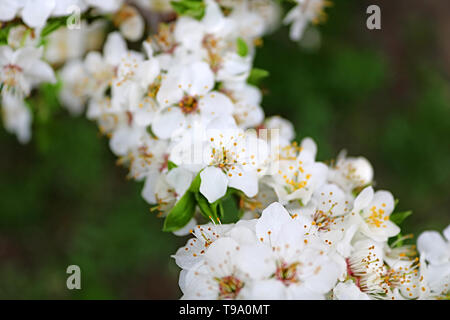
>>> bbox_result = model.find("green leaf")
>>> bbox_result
[220,194,242,224]
[168,161,178,171]
[247,68,269,86]
[0,25,11,45]
[163,191,196,232]
[194,192,217,220]
[237,37,248,57]
[390,210,412,226]
[171,0,205,20]
[189,172,201,193]
[41,17,67,38]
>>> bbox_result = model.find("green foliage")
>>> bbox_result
[0,24,12,45]
[237,37,248,57]
[162,171,242,231]
[167,161,178,171]
[163,191,197,232]
[171,0,205,20]
[195,192,223,221]
[247,68,269,86]
[390,211,413,226]
[41,17,68,38]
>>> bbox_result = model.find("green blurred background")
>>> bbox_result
[1,0,449,299]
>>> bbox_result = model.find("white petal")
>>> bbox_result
[333,281,370,300]
[174,17,203,51]
[300,137,318,158]
[256,202,292,243]
[241,279,286,300]
[104,32,127,66]
[152,107,185,139]
[0,0,21,21]
[202,0,227,33]
[444,224,450,242]
[353,186,374,212]
[120,14,144,41]
[26,60,56,84]
[235,244,274,280]
[85,0,122,12]
[225,225,257,245]
[186,61,214,96]
[156,68,184,107]
[141,171,160,204]
[227,170,258,198]
[204,237,238,277]
[109,127,142,156]
[1,94,32,144]
[417,231,448,264]
[199,166,228,203]
[138,59,160,88]
[173,218,197,237]
[288,284,325,300]
[166,167,194,198]
[372,190,395,216]
[198,91,234,120]
[22,0,55,28]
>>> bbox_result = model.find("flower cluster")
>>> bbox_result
[1,0,448,300]
[175,199,450,300]
[173,133,450,300]
[56,0,283,231]
[0,0,129,142]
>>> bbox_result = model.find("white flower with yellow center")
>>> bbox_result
[173,0,252,81]
[328,150,374,193]
[198,127,269,203]
[346,239,388,297]
[153,60,235,139]
[0,45,55,142]
[352,186,400,242]
[142,166,194,214]
[236,202,342,299]
[288,183,356,258]
[173,220,256,271]
[179,237,250,300]
[284,0,332,41]
[417,225,450,298]
[268,137,328,205]
[118,134,170,181]
[0,46,55,98]
[82,32,128,98]
[111,45,160,113]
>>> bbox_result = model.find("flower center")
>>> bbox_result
[179,95,198,114]
[275,262,300,286]
[215,275,244,299]
[1,64,22,89]
[152,23,177,54]
[366,204,389,228]
[211,146,236,169]
[202,34,222,73]
[312,210,335,231]
[159,154,169,172]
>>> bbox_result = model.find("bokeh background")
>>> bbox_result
[1,0,449,299]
